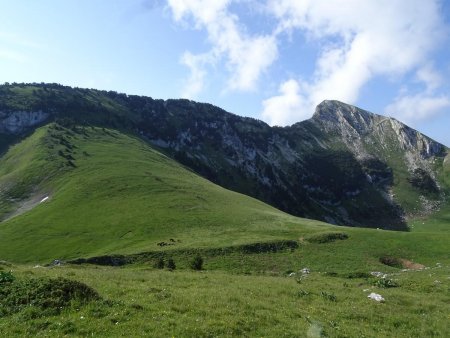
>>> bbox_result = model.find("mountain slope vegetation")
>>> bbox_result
[0,84,449,337]
[0,124,331,262]
[1,83,448,230]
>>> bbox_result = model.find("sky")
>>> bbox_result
[1,0,450,145]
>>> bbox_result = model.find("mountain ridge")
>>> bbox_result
[0,83,448,230]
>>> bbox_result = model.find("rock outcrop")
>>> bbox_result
[0,110,49,134]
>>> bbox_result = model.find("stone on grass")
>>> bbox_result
[368,292,385,302]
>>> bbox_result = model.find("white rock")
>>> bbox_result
[368,293,385,302]
[301,268,310,274]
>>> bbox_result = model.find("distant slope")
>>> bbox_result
[0,83,448,230]
[0,124,330,262]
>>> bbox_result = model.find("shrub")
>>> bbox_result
[320,291,337,302]
[297,290,310,297]
[154,258,164,269]
[167,259,176,270]
[374,278,399,288]
[190,255,203,270]
[379,256,403,268]
[0,271,15,284]
[306,232,349,244]
[0,277,100,316]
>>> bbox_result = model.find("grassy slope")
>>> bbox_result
[0,124,330,263]
[0,124,448,269]
[0,124,448,337]
[1,263,448,337]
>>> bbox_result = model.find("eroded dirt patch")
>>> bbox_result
[380,256,425,270]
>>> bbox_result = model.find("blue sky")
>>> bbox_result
[1,0,449,145]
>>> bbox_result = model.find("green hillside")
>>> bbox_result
[0,124,330,262]
[0,123,448,338]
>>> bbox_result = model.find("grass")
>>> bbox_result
[0,262,448,337]
[0,124,332,263]
[0,123,449,337]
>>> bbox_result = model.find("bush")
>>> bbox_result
[320,291,337,302]
[379,256,403,268]
[374,278,399,288]
[0,271,15,284]
[0,277,100,316]
[190,255,203,270]
[167,259,176,270]
[306,232,348,244]
[154,258,164,269]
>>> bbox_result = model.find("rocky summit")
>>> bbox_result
[0,83,448,230]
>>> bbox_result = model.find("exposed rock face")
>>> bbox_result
[0,110,49,134]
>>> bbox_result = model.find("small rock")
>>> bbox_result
[370,271,387,278]
[300,268,310,274]
[368,292,385,302]
[288,272,296,277]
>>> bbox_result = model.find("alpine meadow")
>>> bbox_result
[0,83,448,337]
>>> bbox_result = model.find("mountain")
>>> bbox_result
[0,83,448,231]
[0,123,335,262]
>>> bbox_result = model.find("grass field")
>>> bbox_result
[0,259,448,337]
[0,124,448,337]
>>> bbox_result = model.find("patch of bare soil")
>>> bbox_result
[380,255,425,269]
[399,259,425,270]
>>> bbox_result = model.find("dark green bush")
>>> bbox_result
[379,256,403,268]
[190,255,203,270]
[0,277,100,316]
[0,271,15,284]
[167,259,176,270]
[306,232,349,244]
[320,291,337,302]
[154,257,165,269]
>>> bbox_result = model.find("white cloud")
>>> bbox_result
[167,0,278,96]
[180,51,210,99]
[262,0,447,125]
[416,64,443,92]
[385,94,450,124]
[262,79,308,126]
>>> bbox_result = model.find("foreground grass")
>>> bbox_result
[0,262,448,337]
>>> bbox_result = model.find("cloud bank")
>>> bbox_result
[166,0,449,125]
[168,0,278,97]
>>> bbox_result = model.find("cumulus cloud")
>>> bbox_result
[262,79,307,126]
[180,51,211,98]
[165,0,448,125]
[167,0,278,97]
[262,0,447,125]
[385,93,450,124]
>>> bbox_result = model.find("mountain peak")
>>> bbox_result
[312,100,383,136]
